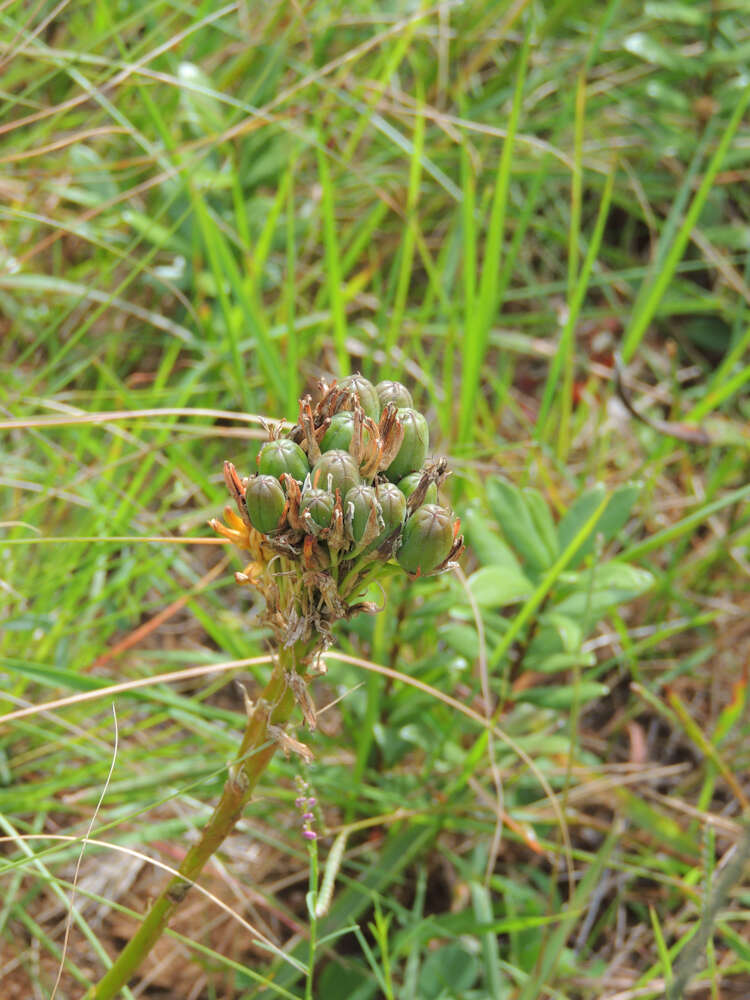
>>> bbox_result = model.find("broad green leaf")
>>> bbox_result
[418,942,479,999]
[594,482,643,545]
[557,482,641,565]
[489,492,611,670]
[487,478,555,573]
[462,505,523,571]
[467,566,534,608]
[523,487,559,563]
[624,32,694,71]
[439,623,479,660]
[317,961,376,1000]
[122,210,189,254]
[645,80,690,112]
[554,563,654,618]
[515,682,609,709]
[644,2,706,25]
[556,484,606,552]
[525,651,596,674]
[541,612,583,653]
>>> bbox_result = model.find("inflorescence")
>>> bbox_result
[210,375,463,654]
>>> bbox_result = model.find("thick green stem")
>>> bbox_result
[83,641,312,1000]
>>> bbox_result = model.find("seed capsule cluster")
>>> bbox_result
[212,375,463,648]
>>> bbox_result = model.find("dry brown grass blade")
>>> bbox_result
[87,555,231,671]
[614,352,712,445]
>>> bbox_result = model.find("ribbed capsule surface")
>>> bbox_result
[397,472,438,505]
[376,380,413,410]
[338,374,381,421]
[245,474,286,534]
[300,488,335,529]
[396,503,454,574]
[312,449,360,496]
[319,411,375,454]
[385,408,429,482]
[365,482,407,552]
[258,438,310,483]
[344,484,379,544]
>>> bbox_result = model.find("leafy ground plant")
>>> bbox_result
[458,477,652,710]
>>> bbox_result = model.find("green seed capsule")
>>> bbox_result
[376,380,413,410]
[385,408,429,482]
[397,503,454,575]
[365,482,407,552]
[338,374,381,421]
[257,438,309,484]
[312,449,360,496]
[300,488,335,529]
[377,482,407,532]
[245,475,286,534]
[397,472,438,506]
[319,411,375,454]
[345,484,379,545]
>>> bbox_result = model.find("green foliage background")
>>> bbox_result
[1,1,749,997]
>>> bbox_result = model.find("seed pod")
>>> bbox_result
[377,482,407,533]
[385,408,429,482]
[258,438,310,484]
[397,503,454,575]
[376,380,413,410]
[397,472,438,506]
[319,411,375,454]
[365,482,406,552]
[338,374,380,421]
[300,488,335,530]
[312,449,360,496]
[345,484,380,546]
[245,474,286,534]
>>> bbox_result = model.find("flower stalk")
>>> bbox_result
[84,376,462,997]
[82,639,314,1000]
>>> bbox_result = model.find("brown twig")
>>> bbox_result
[613,352,712,445]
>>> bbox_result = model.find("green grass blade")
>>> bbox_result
[316,116,349,377]
[537,162,617,447]
[622,85,750,361]
[385,87,425,372]
[459,26,531,444]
